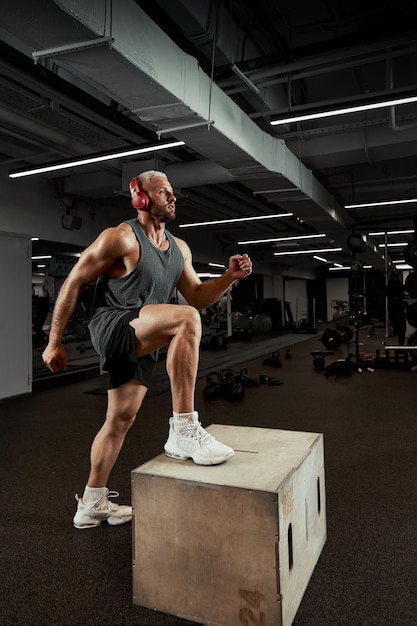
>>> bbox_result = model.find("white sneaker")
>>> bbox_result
[73,489,132,529]
[164,414,234,465]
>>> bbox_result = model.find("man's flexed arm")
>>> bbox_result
[42,225,133,372]
[175,238,253,311]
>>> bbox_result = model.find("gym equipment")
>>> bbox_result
[370,343,417,369]
[210,333,227,349]
[369,347,412,368]
[295,318,317,333]
[129,177,149,210]
[231,311,253,340]
[311,350,333,371]
[239,368,261,388]
[76,342,99,355]
[312,356,326,371]
[231,311,251,330]
[259,374,283,386]
[323,354,374,377]
[321,325,354,349]
[311,350,334,371]
[202,369,245,401]
[404,272,417,298]
[132,427,326,626]
[232,326,254,340]
[347,231,366,253]
[262,351,282,367]
[202,373,223,400]
[250,313,272,334]
[331,299,350,324]
[285,348,292,359]
[200,332,227,350]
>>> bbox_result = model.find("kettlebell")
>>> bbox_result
[202,373,222,400]
[225,374,245,401]
[262,351,282,367]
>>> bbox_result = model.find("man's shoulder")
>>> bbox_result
[103,220,135,238]
[95,221,137,255]
[171,234,188,251]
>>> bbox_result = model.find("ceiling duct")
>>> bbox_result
[0,0,384,267]
[164,160,232,188]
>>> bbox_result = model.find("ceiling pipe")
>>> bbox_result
[0,106,92,159]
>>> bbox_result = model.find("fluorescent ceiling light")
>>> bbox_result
[271,95,417,126]
[273,247,342,256]
[238,233,326,245]
[329,264,373,270]
[395,264,413,270]
[346,198,417,209]
[197,272,222,278]
[208,262,226,268]
[369,229,415,236]
[313,255,328,263]
[32,255,52,260]
[9,140,185,178]
[378,242,408,248]
[179,213,293,228]
[31,237,39,241]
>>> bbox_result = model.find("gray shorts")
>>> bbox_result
[89,308,158,390]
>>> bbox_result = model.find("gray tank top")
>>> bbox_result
[88,218,184,357]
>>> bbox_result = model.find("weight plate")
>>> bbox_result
[404,271,417,297]
[321,328,342,349]
[337,325,354,342]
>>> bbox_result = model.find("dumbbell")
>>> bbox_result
[321,325,354,349]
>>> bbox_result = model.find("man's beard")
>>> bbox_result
[150,204,176,223]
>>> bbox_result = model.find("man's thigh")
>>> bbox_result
[129,303,199,357]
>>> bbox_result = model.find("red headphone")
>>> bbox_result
[129,177,149,210]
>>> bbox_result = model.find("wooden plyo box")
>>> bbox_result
[132,425,326,626]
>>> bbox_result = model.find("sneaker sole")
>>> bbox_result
[164,444,234,465]
[73,519,103,529]
[73,515,132,529]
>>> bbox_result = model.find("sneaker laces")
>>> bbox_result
[181,420,214,445]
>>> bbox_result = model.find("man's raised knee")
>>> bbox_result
[178,305,202,337]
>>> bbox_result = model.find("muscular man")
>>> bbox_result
[42,170,252,530]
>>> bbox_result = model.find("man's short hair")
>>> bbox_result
[137,170,167,185]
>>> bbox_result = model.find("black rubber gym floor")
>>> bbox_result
[1,326,416,625]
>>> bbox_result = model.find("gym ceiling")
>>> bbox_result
[1,0,417,275]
